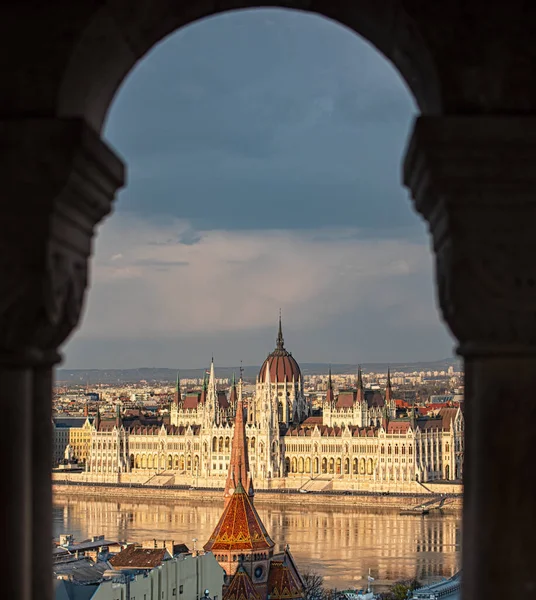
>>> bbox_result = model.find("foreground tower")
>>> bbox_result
[205,377,304,600]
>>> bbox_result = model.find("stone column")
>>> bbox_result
[0,117,124,600]
[404,116,536,600]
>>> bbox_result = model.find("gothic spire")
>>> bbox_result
[224,374,254,505]
[356,365,364,404]
[385,367,392,403]
[326,366,335,408]
[276,309,284,350]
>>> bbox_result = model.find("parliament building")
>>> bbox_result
[85,320,464,491]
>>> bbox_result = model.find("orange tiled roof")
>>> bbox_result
[223,565,261,600]
[204,483,274,552]
[267,558,304,599]
[108,545,166,569]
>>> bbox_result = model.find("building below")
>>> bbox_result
[53,536,224,600]
[410,571,462,599]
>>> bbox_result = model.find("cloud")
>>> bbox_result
[76,213,441,347]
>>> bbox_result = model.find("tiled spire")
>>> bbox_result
[224,375,254,505]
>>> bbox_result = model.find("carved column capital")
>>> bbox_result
[404,116,536,357]
[0,117,125,366]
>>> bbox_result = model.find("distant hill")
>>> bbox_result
[56,357,460,385]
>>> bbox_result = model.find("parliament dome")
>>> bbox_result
[259,318,301,383]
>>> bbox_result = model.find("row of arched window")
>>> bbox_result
[285,456,375,476]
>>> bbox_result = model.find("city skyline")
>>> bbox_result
[63,9,455,369]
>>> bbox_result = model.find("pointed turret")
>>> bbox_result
[200,373,208,404]
[174,371,181,406]
[356,365,364,404]
[229,373,238,415]
[224,376,254,504]
[385,367,392,404]
[276,309,284,351]
[83,400,89,418]
[326,367,335,408]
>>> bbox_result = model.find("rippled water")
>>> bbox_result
[53,494,461,591]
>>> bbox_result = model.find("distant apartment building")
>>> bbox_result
[52,415,94,466]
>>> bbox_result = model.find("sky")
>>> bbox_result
[63,8,455,369]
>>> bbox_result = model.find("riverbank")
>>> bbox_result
[53,481,462,511]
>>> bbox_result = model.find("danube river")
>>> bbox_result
[53,494,461,591]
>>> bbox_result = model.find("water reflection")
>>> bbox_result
[53,494,461,590]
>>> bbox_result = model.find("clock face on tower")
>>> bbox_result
[254,565,264,580]
[228,487,234,495]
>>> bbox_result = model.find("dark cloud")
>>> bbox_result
[105,9,417,237]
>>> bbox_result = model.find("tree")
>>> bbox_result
[302,570,326,600]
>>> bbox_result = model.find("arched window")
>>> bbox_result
[353,458,358,475]
[225,437,230,451]
[381,445,385,455]
[179,455,185,470]
[212,437,217,452]
[305,457,311,473]
[360,457,366,474]
[367,458,373,475]
[344,458,350,475]
[291,457,297,473]
[147,454,153,469]
[167,454,173,469]
[174,455,179,469]
[314,457,319,474]
[298,457,304,473]
[445,442,450,452]
[395,445,399,455]
[402,445,406,455]
[322,458,327,474]
[329,458,335,474]
[388,445,392,455]
[409,445,413,455]
[285,457,290,474]
[218,437,223,453]
[251,437,256,451]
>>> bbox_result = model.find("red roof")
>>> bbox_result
[204,483,274,552]
[224,565,261,600]
[335,391,356,409]
[267,555,304,599]
[258,318,301,383]
[109,545,167,569]
[182,395,200,410]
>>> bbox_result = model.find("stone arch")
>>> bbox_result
[298,457,304,473]
[353,458,358,475]
[218,436,223,452]
[285,457,290,474]
[329,458,335,474]
[225,437,230,451]
[305,457,311,473]
[314,457,319,474]
[179,455,185,470]
[322,458,327,474]
[360,457,366,474]
[291,457,297,473]
[344,458,350,475]
[212,437,217,452]
[43,1,443,139]
[367,458,373,475]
